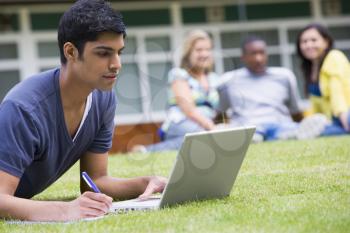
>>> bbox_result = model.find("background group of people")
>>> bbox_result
[133,23,350,153]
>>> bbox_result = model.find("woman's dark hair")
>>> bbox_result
[58,0,126,64]
[296,23,334,94]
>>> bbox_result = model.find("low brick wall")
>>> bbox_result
[110,122,162,154]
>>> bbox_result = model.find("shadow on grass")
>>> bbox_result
[33,195,78,202]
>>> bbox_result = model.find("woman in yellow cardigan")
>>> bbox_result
[296,23,350,135]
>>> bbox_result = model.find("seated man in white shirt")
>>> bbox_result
[217,36,327,141]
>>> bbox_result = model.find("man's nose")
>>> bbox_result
[255,54,264,62]
[110,54,121,71]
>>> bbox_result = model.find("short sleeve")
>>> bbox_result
[88,93,116,154]
[0,101,39,177]
[168,68,189,84]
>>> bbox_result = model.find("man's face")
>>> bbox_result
[71,32,124,91]
[241,40,268,75]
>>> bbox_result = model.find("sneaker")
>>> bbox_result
[129,144,147,153]
[252,133,264,143]
[296,114,329,140]
[276,129,297,140]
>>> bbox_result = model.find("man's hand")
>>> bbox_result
[138,176,167,200]
[65,191,112,220]
[81,152,168,201]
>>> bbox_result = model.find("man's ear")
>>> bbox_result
[63,42,78,62]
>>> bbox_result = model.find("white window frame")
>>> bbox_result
[1,0,350,126]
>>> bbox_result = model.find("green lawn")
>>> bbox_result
[1,136,350,233]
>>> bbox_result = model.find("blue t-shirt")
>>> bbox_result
[0,68,116,198]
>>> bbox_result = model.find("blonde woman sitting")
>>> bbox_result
[136,30,219,152]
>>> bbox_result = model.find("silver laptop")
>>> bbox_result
[110,125,256,213]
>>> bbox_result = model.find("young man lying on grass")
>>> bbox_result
[0,0,166,222]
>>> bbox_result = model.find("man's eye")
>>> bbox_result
[97,52,110,57]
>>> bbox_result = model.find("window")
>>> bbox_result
[38,41,60,58]
[225,5,239,21]
[148,62,172,111]
[30,13,62,31]
[124,37,137,55]
[115,63,142,114]
[329,25,350,40]
[0,70,20,101]
[245,2,311,20]
[182,7,207,24]
[341,49,350,59]
[145,36,170,53]
[221,29,279,48]
[120,9,170,27]
[0,43,18,60]
[287,28,301,44]
[0,13,19,32]
[341,0,350,14]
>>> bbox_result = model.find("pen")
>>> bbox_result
[82,171,101,193]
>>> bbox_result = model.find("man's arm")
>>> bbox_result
[80,151,167,200]
[171,79,215,130]
[0,170,112,221]
[286,69,304,121]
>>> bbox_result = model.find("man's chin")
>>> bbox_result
[97,86,114,92]
[254,67,267,74]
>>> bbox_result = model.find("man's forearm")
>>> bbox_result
[186,110,215,130]
[0,194,68,221]
[94,176,150,200]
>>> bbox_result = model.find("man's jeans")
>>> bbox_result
[255,122,298,141]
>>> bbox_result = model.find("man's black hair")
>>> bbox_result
[57,0,126,64]
[241,35,266,54]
